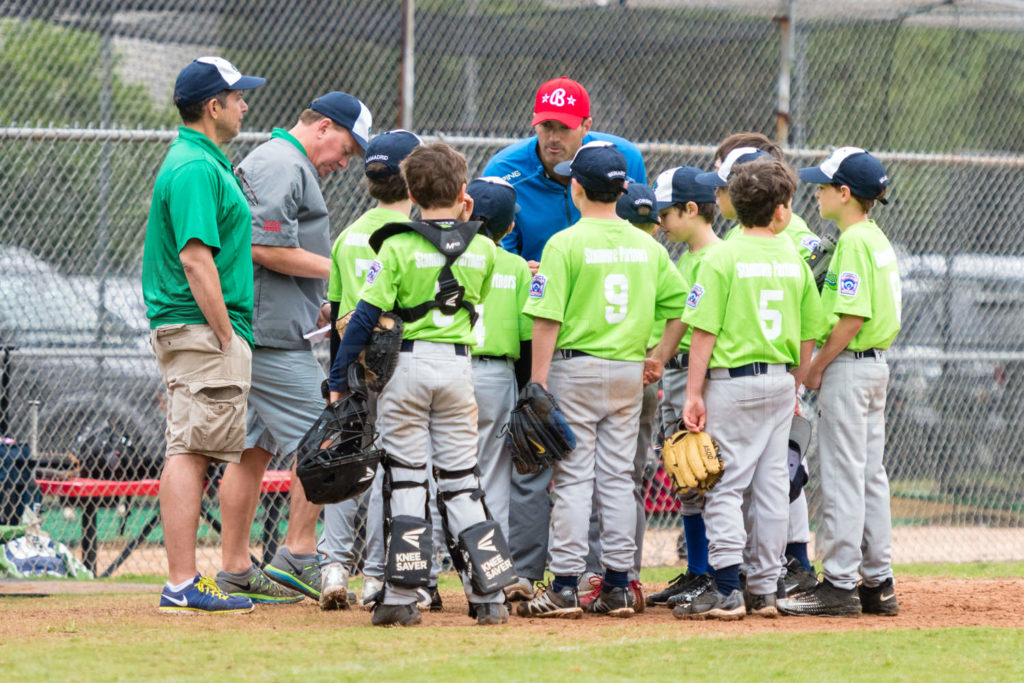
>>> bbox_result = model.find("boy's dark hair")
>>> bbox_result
[366,163,409,203]
[668,201,717,225]
[716,132,784,163]
[582,180,626,204]
[400,142,467,209]
[728,158,796,228]
[834,182,886,214]
[175,90,229,123]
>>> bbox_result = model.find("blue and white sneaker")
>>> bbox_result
[159,575,255,614]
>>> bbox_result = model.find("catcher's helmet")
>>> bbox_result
[295,393,384,504]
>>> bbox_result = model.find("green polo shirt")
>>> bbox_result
[142,126,254,346]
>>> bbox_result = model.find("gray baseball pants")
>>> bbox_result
[548,355,643,576]
[817,352,893,590]
[703,367,794,596]
[472,356,517,541]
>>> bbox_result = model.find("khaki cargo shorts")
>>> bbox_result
[151,323,252,462]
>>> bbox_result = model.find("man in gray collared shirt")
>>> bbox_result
[215,92,371,606]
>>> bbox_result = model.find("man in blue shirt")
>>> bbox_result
[482,78,646,601]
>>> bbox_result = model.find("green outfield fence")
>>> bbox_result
[2,0,1024,578]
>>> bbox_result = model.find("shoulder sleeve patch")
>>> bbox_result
[801,236,820,251]
[686,283,705,309]
[838,271,860,297]
[529,273,547,299]
[365,259,383,285]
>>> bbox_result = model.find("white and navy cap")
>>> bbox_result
[654,166,716,210]
[695,147,772,187]
[616,183,659,225]
[468,176,520,239]
[309,91,373,152]
[798,147,889,203]
[174,56,265,108]
[553,141,628,194]
[364,129,422,179]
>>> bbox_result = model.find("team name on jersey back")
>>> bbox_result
[735,260,804,279]
[491,273,518,290]
[343,231,370,247]
[414,251,488,270]
[584,247,650,265]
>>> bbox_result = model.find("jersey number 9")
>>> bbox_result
[604,274,629,324]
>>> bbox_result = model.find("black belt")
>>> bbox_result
[558,349,592,360]
[853,349,882,359]
[666,352,689,370]
[706,362,788,379]
[475,354,510,362]
[400,339,468,356]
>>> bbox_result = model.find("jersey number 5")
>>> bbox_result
[759,289,783,341]
[605,274,629,324]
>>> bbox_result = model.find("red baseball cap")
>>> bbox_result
[531,77,591,128]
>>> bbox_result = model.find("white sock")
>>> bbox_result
[166,575,197,592]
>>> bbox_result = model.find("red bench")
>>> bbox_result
[37,470,291,577]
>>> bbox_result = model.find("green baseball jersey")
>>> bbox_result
[329,207,408,312]
[723,213,819,261]
[359,222,495,345]
[674,243,718,352]
[473,248,533,358]
[524,217,687,362]
[818,219,901,350]
[682,232,824,368]
[142,126,254,346]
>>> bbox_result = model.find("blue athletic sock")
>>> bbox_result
[603,569,628,589]
[786,542,812,571]
[552,575,578,593]
[682,514,709,575]
[714,564,741,596]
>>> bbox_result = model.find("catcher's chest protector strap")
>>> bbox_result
[433,466,518,594]
[382,459,433,588]
[369,220,483,326]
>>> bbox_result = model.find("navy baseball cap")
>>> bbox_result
[468,177,520,237]
[309,91,372,152]
[174,56,265,108]
[653,166,716,210]
[799,147,889,204]
[695,147,771,187]
[364,129,422,179]
[553,141,628,194]
[616,183,659,225]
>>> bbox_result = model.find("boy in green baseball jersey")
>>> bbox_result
[678,158,823,621]
[644,166,721,609]
[465,176,532,552]
[329,143,514,627]
[518,142,687,619]
[780,148,901,618]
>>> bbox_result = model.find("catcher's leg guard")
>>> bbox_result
[382,459,432,589]
[434,466,517,595]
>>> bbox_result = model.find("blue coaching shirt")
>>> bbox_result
[482,131,646,262]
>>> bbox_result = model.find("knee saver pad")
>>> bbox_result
[457,519,518,595]
[385,514,433,588]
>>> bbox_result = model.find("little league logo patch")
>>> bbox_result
[529,274,547,299]
[365,260,382,285]
[686,284,705,309]
[802,236,821,252]
[839,271,860,297]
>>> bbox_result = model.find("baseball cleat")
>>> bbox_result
[319,562,351,611]
[516,583,583,619]
[859,578,899,616]
[578,575,604,610]
[504,577,536,602]
[371,602,422,627]
[745,592,778,618]
[650,571,708,606]
[215,565,304,605]
[782,557,819,597]
[264,548,322,600]
[361,576,384,610]
[474,602,510,626]
[629,580,646,613]
[664,572,716,608]
[415,585,443,612]
[777,579,861,617]
[585,585,635,618]
[673,586,745,621]
[159,575,254,615]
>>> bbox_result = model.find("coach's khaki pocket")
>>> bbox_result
[184,378,248,453]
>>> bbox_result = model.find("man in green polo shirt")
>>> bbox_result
[142,56,264,614]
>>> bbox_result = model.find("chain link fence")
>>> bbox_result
[2,0,1024,579]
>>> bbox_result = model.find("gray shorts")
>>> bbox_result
[245,347,326,459]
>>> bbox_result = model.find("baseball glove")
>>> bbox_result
[504,382,576,474]
[335,310,403,392]
[295,390,383,505]
[805,234,836,292]
[661,427,724,495]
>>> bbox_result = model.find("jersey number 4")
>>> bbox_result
[605,274,629,324]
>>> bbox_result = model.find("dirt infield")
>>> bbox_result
[2,576,1021,639]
